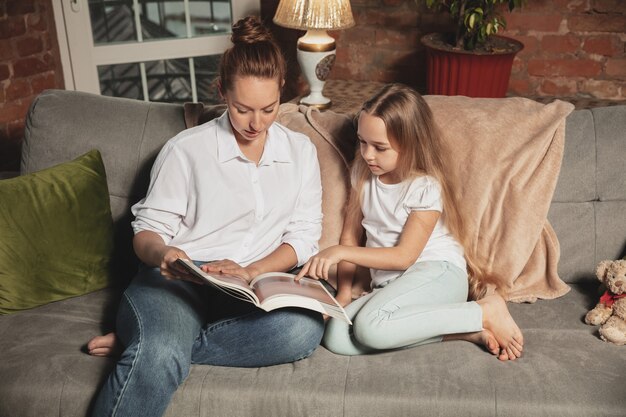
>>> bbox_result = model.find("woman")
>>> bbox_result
[87,16,325,417]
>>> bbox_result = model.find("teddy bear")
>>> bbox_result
[584,259,626,345]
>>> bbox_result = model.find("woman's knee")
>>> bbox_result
[270,308,324,360]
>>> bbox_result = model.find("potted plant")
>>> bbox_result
[419,0,525,97]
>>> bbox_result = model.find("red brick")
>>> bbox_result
[511,56,528,75]
[528,58,603,77]
[16,36,44,57]
[0,17,26,39]
[508,77,532,95]
[354,8,418,28]
[592,0,626,13]
[507,35,540,57]
[553,0,591,13]
[6,0,35,16]
[541,34,582,54]
[504,13,564,32]
[0,64,10,81]
[0,39,13,60]
[580,79,621,99]
[26,13,47,31]
[342,27,376,46]
[31,72,57,94]
[568,14,626,32]
[0,100,31,124]
[606,58,626,78]
[5,78,32,101]
[583,35,622,56]
[375,28,420,49]
[540,78,579,96]
[13,56,49,78]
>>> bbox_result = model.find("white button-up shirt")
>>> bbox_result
[131,111,323,267]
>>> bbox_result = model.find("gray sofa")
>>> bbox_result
[1,89,625,417]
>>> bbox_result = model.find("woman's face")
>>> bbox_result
[222,76,281,145]
[357,111,400,184]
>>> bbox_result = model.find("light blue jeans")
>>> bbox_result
[91,264,324,417]
[323,261,482,355]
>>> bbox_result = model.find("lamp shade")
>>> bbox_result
[273,0,355,31]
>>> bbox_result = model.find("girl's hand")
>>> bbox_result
[295,246,345,281]
[201,259,256,283]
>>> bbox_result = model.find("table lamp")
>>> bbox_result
[273,0,355,109]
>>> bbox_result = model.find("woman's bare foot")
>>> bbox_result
[477,294,524,361]
[443,329,500,356]
[87,332,122,357]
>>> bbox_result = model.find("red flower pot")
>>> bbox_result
[421,33,524,98]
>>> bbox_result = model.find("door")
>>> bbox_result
[53,0,260,103]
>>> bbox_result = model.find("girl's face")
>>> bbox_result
[357,111,400,184]
[222,76,281,145]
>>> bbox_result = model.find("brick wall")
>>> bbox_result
[263,0,626,100]
[0,0,63,172]
[504,0,626,99]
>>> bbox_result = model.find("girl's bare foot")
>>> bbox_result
[477,294,524,361]
[87,332,122,357]
[443,329,500,356]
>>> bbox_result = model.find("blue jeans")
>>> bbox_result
[91,265,324,417]
[323,261,482,355]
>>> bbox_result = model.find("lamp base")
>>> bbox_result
[297,29,336,109]
[299,95,332,110]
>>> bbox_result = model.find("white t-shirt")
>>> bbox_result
[360,174,466,287]
[131,111,323,267]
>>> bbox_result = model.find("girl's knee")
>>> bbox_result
[352,310,393,350]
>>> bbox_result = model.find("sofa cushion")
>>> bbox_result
[0,150,114,314]
[1,284,624,417]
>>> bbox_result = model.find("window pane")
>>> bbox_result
[98,62,144,100]
[146,58,191,102]
[97,54,222,104]
[88,0,232,45]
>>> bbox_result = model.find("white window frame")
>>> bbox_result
[52,0,260,100]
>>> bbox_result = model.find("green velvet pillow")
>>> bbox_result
[0,150,114,314]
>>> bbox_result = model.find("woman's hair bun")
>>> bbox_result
[231,16,274,44]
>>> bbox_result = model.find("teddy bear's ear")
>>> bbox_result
[596,260,613,282]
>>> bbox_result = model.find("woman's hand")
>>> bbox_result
[295,246,345,281]
[201,259,257,283]
[159,247,205,285]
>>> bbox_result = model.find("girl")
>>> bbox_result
[87,16,324,417]
[296,84,524,361]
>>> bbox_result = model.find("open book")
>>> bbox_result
[176,259,351,324]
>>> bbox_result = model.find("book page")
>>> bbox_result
[175,259,258,304]
[251,275,336,306]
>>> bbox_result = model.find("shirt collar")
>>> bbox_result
[216,111,292,165]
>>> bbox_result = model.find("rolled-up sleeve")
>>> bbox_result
[131,143,190,243]
[282,142,323,266]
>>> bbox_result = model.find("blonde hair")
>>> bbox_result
[218,16,286,92]
[350,84,487,300]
